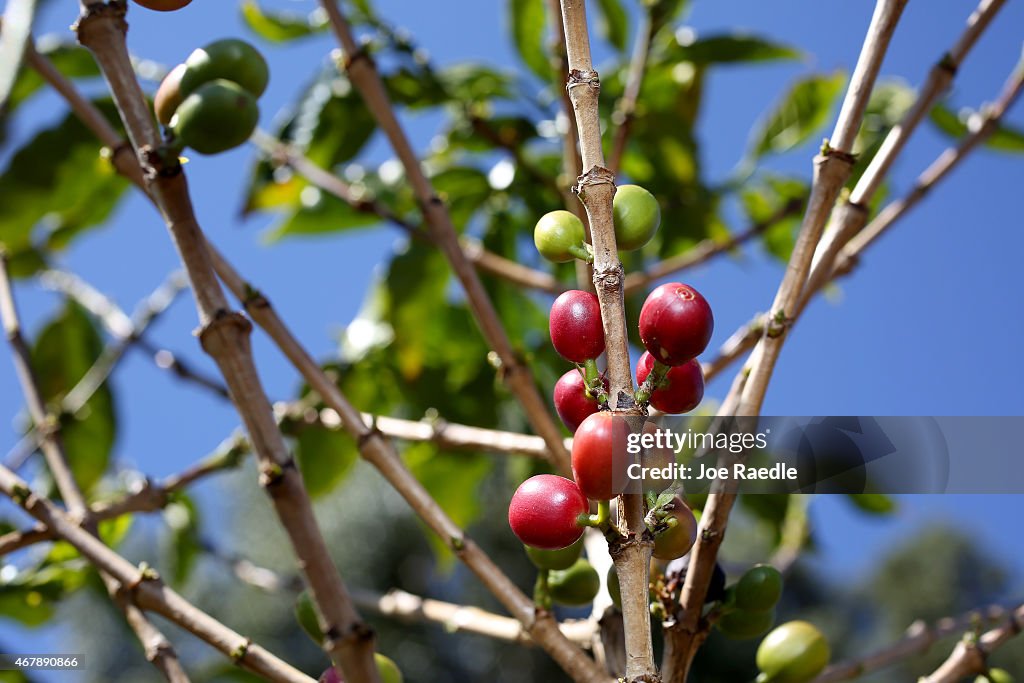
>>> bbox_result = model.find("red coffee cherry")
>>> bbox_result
[550,290,605,363]
[571,412,627,501]
[638,282,713,365]
[636,351,704,414]
[508,475,588,550]
[553,369,607,432]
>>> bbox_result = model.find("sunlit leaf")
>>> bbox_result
[929,103,1024,153]
[31,301,116,493]
[509,0,550,81]
[240,0,327,42]
[294,424,359,499]
[749,71,846,158]
[670,34,801,65]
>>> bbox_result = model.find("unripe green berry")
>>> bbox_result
[613,184,660,250]
[534,210,587,262]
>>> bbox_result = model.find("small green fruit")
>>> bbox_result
[717,607,775,640]
[294,590,323,644]
[652,497,698,560]
[735,564,783,612]
[155,63,187,126]
[548,558,600,606]
[756,621,830,683]
[171,80,259,155]
[526,537,584,571]
[180,38,269,99]
[607,566,621,609]
[977,670,1015,683]
[534,210,587,262]
[612,184,660,251]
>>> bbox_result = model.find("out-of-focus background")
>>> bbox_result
[1,0,1022,681]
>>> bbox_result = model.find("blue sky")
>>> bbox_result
[1,0,1022,668]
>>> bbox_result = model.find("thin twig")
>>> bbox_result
[0,433,248,556]
[735,0,908,418]
[249,130,562,295]
[73,3,377,679]
[921,605,1024,683]
[0,462,312,683]
[814,604,1018,683]
[0,252,190,682]
[607,9,654,176]
[623,198,804,295]
[319,0,572,474]
[665,4,909,680]
[802,0,1007,309]
[558,2,655,681]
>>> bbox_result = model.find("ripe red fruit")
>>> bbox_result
[553,369,606,432]
[572,412,630,501]
[638,282,713,365]
[636,351,704,414]
[132,0,192,10]
[508,475,588,550]
[549,290,604,363]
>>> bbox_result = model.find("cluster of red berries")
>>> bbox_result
[509,185,714,567]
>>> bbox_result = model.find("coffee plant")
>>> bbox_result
[0,0,1022,682]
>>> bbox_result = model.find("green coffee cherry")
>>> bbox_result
[756,621,830,683]
[735,564,783,612]
[294,590,323,644]
[977,670,1014,683]
[181,38,269,99]
[612,184,660,251]
[607,565,621,609]
[548,558,600,606]
[717,607,775,640]
[534,210,589,263]
[525,537,584,571]
[171,80,259,155]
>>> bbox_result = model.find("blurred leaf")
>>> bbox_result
[0,102,128,276]
[240,0,327,42]
[405,442,492,562]
[749,71,846,159]
[0,564,86,627]
[265,191,382,241]
[385,243,451,380]
[741,174,808,262]
[244,70,376,215]
[294,590,324,644]
[509,0,550,81]
[929,103,1024,153]
[294,424,359,499]
[670,34,801,65]
[595,0,629,52]
[848,493,896,515]
[650,0,691,33]
[431,166,491,230]
[31,301,116,493]
[847,80,915,187]
[163,495,201,586]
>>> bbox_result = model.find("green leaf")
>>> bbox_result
[31,301,116,493]
[385,243,451,380]
[405,442,492,563]
[749,71,846,159]
[670,34,801,65]
[509,0,551,81]
[595,0,629,52]
[0,102,129,275]
[163,495,201,586]
[0,565,87,627]
[240,0,327,42]
[741,174,809,262]
[265,191,382,241]
[929,104,1024,153]
[245,69,376,218]
[430,166,492,230]
[294,424,359,499]
[848,493,897,515]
